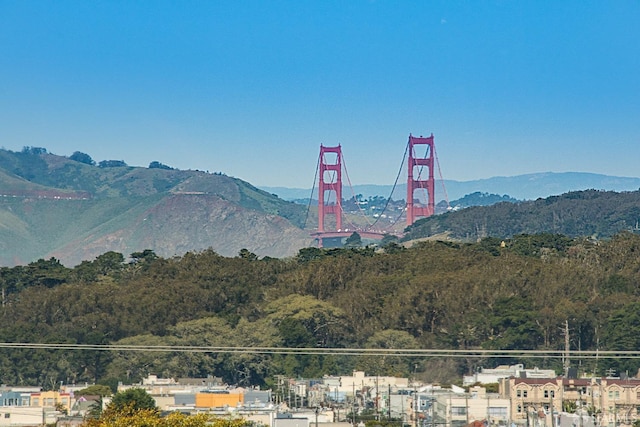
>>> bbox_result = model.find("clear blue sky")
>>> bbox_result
[1,1,638,187]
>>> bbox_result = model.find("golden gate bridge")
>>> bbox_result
[306,133,449,247]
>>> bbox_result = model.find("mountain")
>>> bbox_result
[261,172,640,202]
[0,148,313,266]
[403,189,640,242]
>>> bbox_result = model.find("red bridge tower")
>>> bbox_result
[406,134,435,226]
[318,145,343,233]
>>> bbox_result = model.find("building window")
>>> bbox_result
[488,407,507,418]
[517,404,523,413]
[451,407,467,416]
[544,390,555,399]
[4,413,9,419]
[609,391,620,399]
[517,390,521,398]
[523,390,528,398]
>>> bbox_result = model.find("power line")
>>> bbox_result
[0,343,638,359]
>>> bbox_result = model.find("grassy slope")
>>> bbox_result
[0,149,310,266]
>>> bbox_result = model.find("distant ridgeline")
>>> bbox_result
[0,147,311,266]
[403,189,640,242]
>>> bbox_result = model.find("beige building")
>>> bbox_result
[331,371,410,396]
[434,386,511,427]
[30,390,72,412]
[500,376,640,427]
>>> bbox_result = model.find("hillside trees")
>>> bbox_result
[2,234,640,386]
[70,151,96,165]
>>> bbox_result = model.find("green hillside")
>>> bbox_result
[1,233,640,387]
[404,189,640,242]
[0,147,311,266]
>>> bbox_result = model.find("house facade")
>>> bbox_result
[500,377,640,427]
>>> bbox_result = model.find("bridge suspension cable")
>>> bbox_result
[341,151,375,230]
[368,140,409,230]
[303,152,321,229]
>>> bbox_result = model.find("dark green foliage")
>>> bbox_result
[22,146,47,155]
[109,388,157,413]
[403,189,640,242]
[345,232,362,248]
[296,247,323,263]
[0,257,71,297]
[148,161,173,170]
[76,384,112,397]
[450,191,518,208]
[98,160,128,168]
[380,234,399,246]
[69,151,96,165]
[506,233,574,257]
[484,297,543,350]
[601,302,640,375]
[238,249,258,260]
[3,233,640,386]
[279,317,315,348]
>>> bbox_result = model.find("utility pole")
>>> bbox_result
[564,319,571,376]
[353,383,356,427]
[376,375,379,421]
[389,384,392,421]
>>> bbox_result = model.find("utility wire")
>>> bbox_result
[0,343,638,359]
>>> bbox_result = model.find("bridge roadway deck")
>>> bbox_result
[310,230,392,240]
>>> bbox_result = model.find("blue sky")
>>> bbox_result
[1,1,638,187]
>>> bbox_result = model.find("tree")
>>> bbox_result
[345,232,362,248]
[69,151,95,165]
[21,146,47,155]
[601,302,640,375]
[148,161,173,170]
[98,160,128,168]
[130,249,158,264]
[84,409,251,427]
[108,388,157,414]
[76,384,112,397]
[357,329,420,376]
[238,249,258,261]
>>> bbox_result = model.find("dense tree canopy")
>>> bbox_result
[109,388,157,414]
[1,233,640,387]
[70,151,96,165]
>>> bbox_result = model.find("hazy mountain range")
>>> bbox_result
[2,146,640,267]
[0,148,313,266]
[261,172,640,203]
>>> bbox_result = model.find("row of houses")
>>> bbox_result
[3,367,640,427]
[0,388,72,426]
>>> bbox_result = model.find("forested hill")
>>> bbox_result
[404,189,640,242]
[0,147,313,266]
[1,234,640,389]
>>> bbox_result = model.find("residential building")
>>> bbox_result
[30,390,72,412]
[0,390,30,407]
[500,376,640,427]
[433,386,511,427]
[464,365,556,386]
[194,391,243,409]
